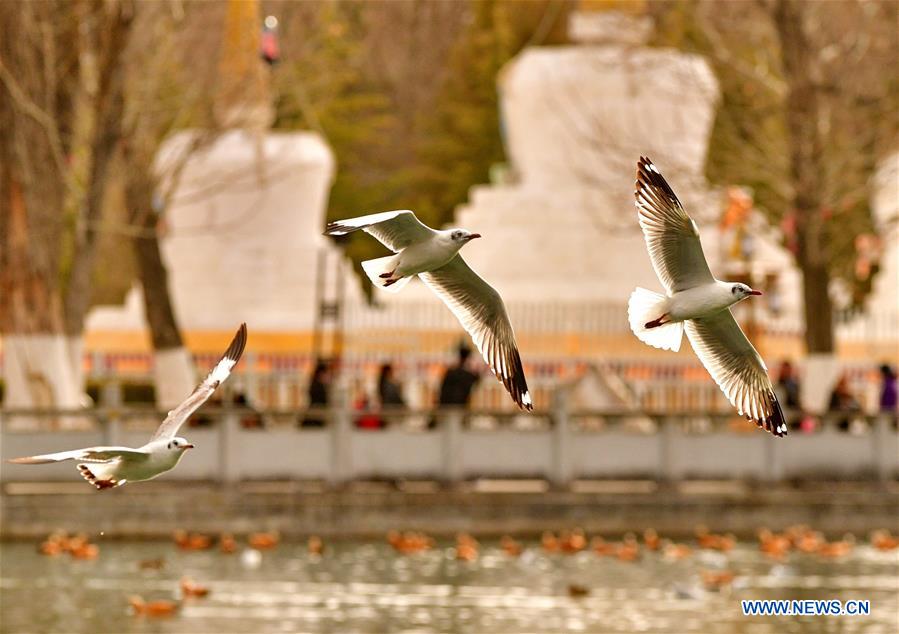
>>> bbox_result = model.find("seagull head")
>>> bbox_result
[165,437,195,452]
[449,229,481,245]
[730,283,763,302]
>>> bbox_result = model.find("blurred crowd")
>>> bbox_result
[776,360,897,434]
[186,349,896,434]
[301,343,483,430]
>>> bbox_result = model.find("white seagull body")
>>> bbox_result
[8,324,248,488]
[628,158,787,437]
[326,211,532,410]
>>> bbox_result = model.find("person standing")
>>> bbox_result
[879,364,897,412]
[775,360,804,431]
[300,360,331,428]
[433,344,481,428]
[438,345,481,407]
[377,363,405,428]
[828,373,861,432]
[776,360,801,410]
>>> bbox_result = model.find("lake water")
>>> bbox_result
[0,539,896,633]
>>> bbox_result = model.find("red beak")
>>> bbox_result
[184,444,195,449]
[468,233,482,240]
[749,290,763,296]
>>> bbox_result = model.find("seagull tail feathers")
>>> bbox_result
[361,256,411,293]
[77,463,123,490]
[628,287,683,352]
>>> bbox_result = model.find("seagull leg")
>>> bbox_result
[383,277,398,287]
[379,270,396,279]
[644,314,670,329]
[77,464,124,490]
[92,478,121,490]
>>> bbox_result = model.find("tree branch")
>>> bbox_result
[0,59,68,178]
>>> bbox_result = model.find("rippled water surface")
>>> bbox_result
[1,539,897,633]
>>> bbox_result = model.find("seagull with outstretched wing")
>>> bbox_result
[326,211,532,410]
[8,324,248,488]
[627,158,787,436]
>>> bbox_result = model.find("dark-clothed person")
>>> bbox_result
[438,346,480,408]
[301,360,331,428]
[777,360,801,409]
[379,363,406,408]
[828,373,861,432]
[879,364,897,412]
[776,360,802,431]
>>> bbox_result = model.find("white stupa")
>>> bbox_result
[380,10,894,356]
[88,2,361,337]
[867,153,899,315]
[383,11,722,307]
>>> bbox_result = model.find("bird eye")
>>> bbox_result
[732,287,739,295]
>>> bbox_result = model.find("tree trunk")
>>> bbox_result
[773,0,835,354]
[62,5,132,394]
[124,167,196,407]
[0,3,83,415]
[796,255,834,353]
[0,159,84,415]
[63,3,132,338]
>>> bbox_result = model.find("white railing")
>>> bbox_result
[1,392,895,486]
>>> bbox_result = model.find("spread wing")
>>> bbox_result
[151,323,248,441]
[685,311,787,437]
[324,210,437,252]
[419,256,532,411]
[635,157,715,293]
[8,446,149,464]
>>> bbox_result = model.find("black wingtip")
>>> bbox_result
[224,323,248,364]
[508,351,533,412]
[635,156,683,212]
[636,156,654,178]
[324,221,353,236]
[753,390,788,438]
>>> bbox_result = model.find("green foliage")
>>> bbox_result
[273,2,404,270]
[272,0,570,282]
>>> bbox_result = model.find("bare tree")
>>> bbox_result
[62,1,132,331]
[61,1,135,392]
[0,1,94,409]
[653,0,898,353]
[117,1,225,407]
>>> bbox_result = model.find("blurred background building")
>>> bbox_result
[30,3,892,418]
[0,0,896,433]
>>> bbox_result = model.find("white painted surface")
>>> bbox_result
[65,336,89,405]
[152,347,197,410]
[160,130,359,330]
[1,336,84,426]
[86,129,361,332]
[383,40,727,307]
[350,430,443,478]
[868,153,899,315]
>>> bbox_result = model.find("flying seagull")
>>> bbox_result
[628,157,787,437]
[325,211,532,410]
[8,323,248,488]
